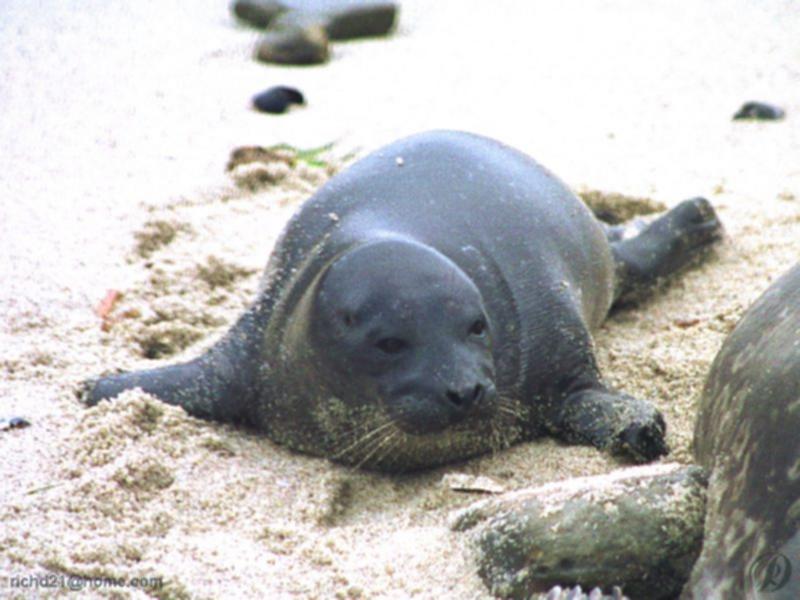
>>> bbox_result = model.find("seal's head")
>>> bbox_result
[311,238,497,437]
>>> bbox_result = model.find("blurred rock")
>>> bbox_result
[252,86,305,114]
[1,416,31,431]
[324,3,397,40]
[271,1,397,40]
[255,25,329,65]
[733,101,785,120]
[232,0,286,29]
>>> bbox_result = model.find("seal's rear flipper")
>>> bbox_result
[551,387,669,463]
[610,197,723,304]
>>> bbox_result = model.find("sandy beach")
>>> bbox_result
[1,0,798,597]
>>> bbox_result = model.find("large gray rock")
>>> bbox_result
[453,464,707,599]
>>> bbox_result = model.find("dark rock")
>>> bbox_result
[324,3,397,40]
[252,86,305,114]
[232,0,287,29]
[271,1,397,41]
[452,464,707,600]
[733,101,785,120]
[254,25,329,65]
[0,416,31,431]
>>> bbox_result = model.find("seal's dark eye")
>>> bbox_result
[469,319,486,335]
[341,312,356,327]
[469,319,487,336]
[376,337,407,354]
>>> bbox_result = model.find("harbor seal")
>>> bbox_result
[685,262,800,599]
[84,130,722,471]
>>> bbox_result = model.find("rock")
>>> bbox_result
[324,3,397,40]
[732,101,785,120]
[0,416,31,431]
[271,1,398,41]
[232,0,287,29]
[252,86,305,114]
[452,464,707,600]
[254,25,329,66]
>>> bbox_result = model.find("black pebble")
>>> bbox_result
[733,101,785,121]
[1,416,31,431]
[253,86,306,114]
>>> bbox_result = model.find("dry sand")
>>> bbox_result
[1,0,798,598]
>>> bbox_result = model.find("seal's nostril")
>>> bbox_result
[446,385,485,410]
[446,390,464,407]
[473,384,484,403]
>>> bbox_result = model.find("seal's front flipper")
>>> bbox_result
[552,387,669,463]
[81,311,261,425]
[611,197,723,303]
[82,356,241,422]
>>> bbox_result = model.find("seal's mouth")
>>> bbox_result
[387,381,498,436]
[322,382,523,471]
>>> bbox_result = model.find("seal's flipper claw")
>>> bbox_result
[551,387,668,464]
[615,411,670,463]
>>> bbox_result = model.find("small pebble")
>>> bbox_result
[733,101,785,121]
[395,156,404,166]
[0,417,31,432]
[252,86,305,114]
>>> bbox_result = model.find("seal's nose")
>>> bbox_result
[445,383,486,412]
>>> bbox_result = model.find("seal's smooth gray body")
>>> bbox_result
[86,130,721,471]
[686,262,800,599]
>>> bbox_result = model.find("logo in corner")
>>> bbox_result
[750,552,792,593]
